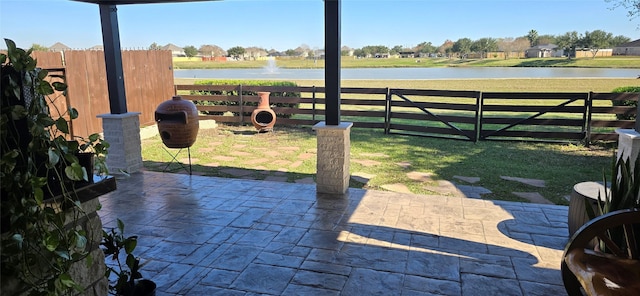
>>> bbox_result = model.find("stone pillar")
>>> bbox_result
[98,112,143,174]
[616,129,640,172]
[1,196,108,296]
[68,197,108,296]
[313,122,353,195]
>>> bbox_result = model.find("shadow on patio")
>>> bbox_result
[98,171,569,296]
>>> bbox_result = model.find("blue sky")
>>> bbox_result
[1,0,638,51]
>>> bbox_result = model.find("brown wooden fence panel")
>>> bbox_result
[3,50,63,69]
[480,92,589,141]
[392,112,478,124]
[177,84,637,144]
[276,118,318,126]
[31,51,64,68]
[482,118,584,126]
[55,50,174,138]
[392,101,478,111]
[341,98,386,106]
[389,124,476,138]
[63,50,110,137]
[485,130,585,140]
[338,90,387,128]
[176,84,239,92]
[482,105,585,113]
[340,87,388,95]
[483,92,589,99]
[588,92,638,141]
[200,115,242,123]
[393,89,480,98]
[180,84,390,129]
[121,50,175,127]
[590,120,635,128]
[387,89,481,141]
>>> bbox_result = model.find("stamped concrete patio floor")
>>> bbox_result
[98,171,570,296]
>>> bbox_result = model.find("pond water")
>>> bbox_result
[174,67,640,80]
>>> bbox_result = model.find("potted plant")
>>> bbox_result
[67,132,110,183]
[588,153,640,217]
[102,219,156,296]
[562,154,640,295]
[1,38,110,294]
[585,152,640,252]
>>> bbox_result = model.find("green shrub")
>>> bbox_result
[191,80,300,118]
[611,86,640,120]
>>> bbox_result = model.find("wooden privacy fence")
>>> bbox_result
[36,50,174,138]
[176,84,638,143]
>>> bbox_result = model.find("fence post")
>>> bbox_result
[312,86,316,122]
[585,92,593,147]
[635,99,640,133]
[475,91,482,143]
[239,85,243,124]
[384,88,391,134]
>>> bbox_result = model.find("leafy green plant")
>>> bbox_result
[68,132,110,179]
[588,153,640,217]
[102,219,155,296]
[1,38,106,295]
[585,152,640,253]
[611,86,640,120]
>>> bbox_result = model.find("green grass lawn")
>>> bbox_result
[159,78,636,205]
[141,124,615,206]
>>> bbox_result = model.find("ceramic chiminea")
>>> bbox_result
[250,92,277,132]
[155,95,199,148]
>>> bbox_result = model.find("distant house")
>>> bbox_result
[398,51,416,58]
[525,44,563,58]
[49,42,71,52]
[162,43,185,56]
[267,51,284,57]
[341,46,354,56]
[243,47,268,60]
[89,45,103,51]
[312,50,325,60]
[613,39,640,56]
[374,52,390,58]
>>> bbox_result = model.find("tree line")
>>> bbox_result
[27,29,632,60]
[352,30,631,59]
[157,29,632,60]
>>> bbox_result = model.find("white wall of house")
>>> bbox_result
[552,49,564,57]
[613,47,640,56]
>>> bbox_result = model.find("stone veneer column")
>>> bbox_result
[1,196,108,296]
[616,129,640,172]
[68,197,108,296]
[313,122,353,195]
[98,112,143,174]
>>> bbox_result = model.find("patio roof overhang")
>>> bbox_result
[70,0,342,125]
